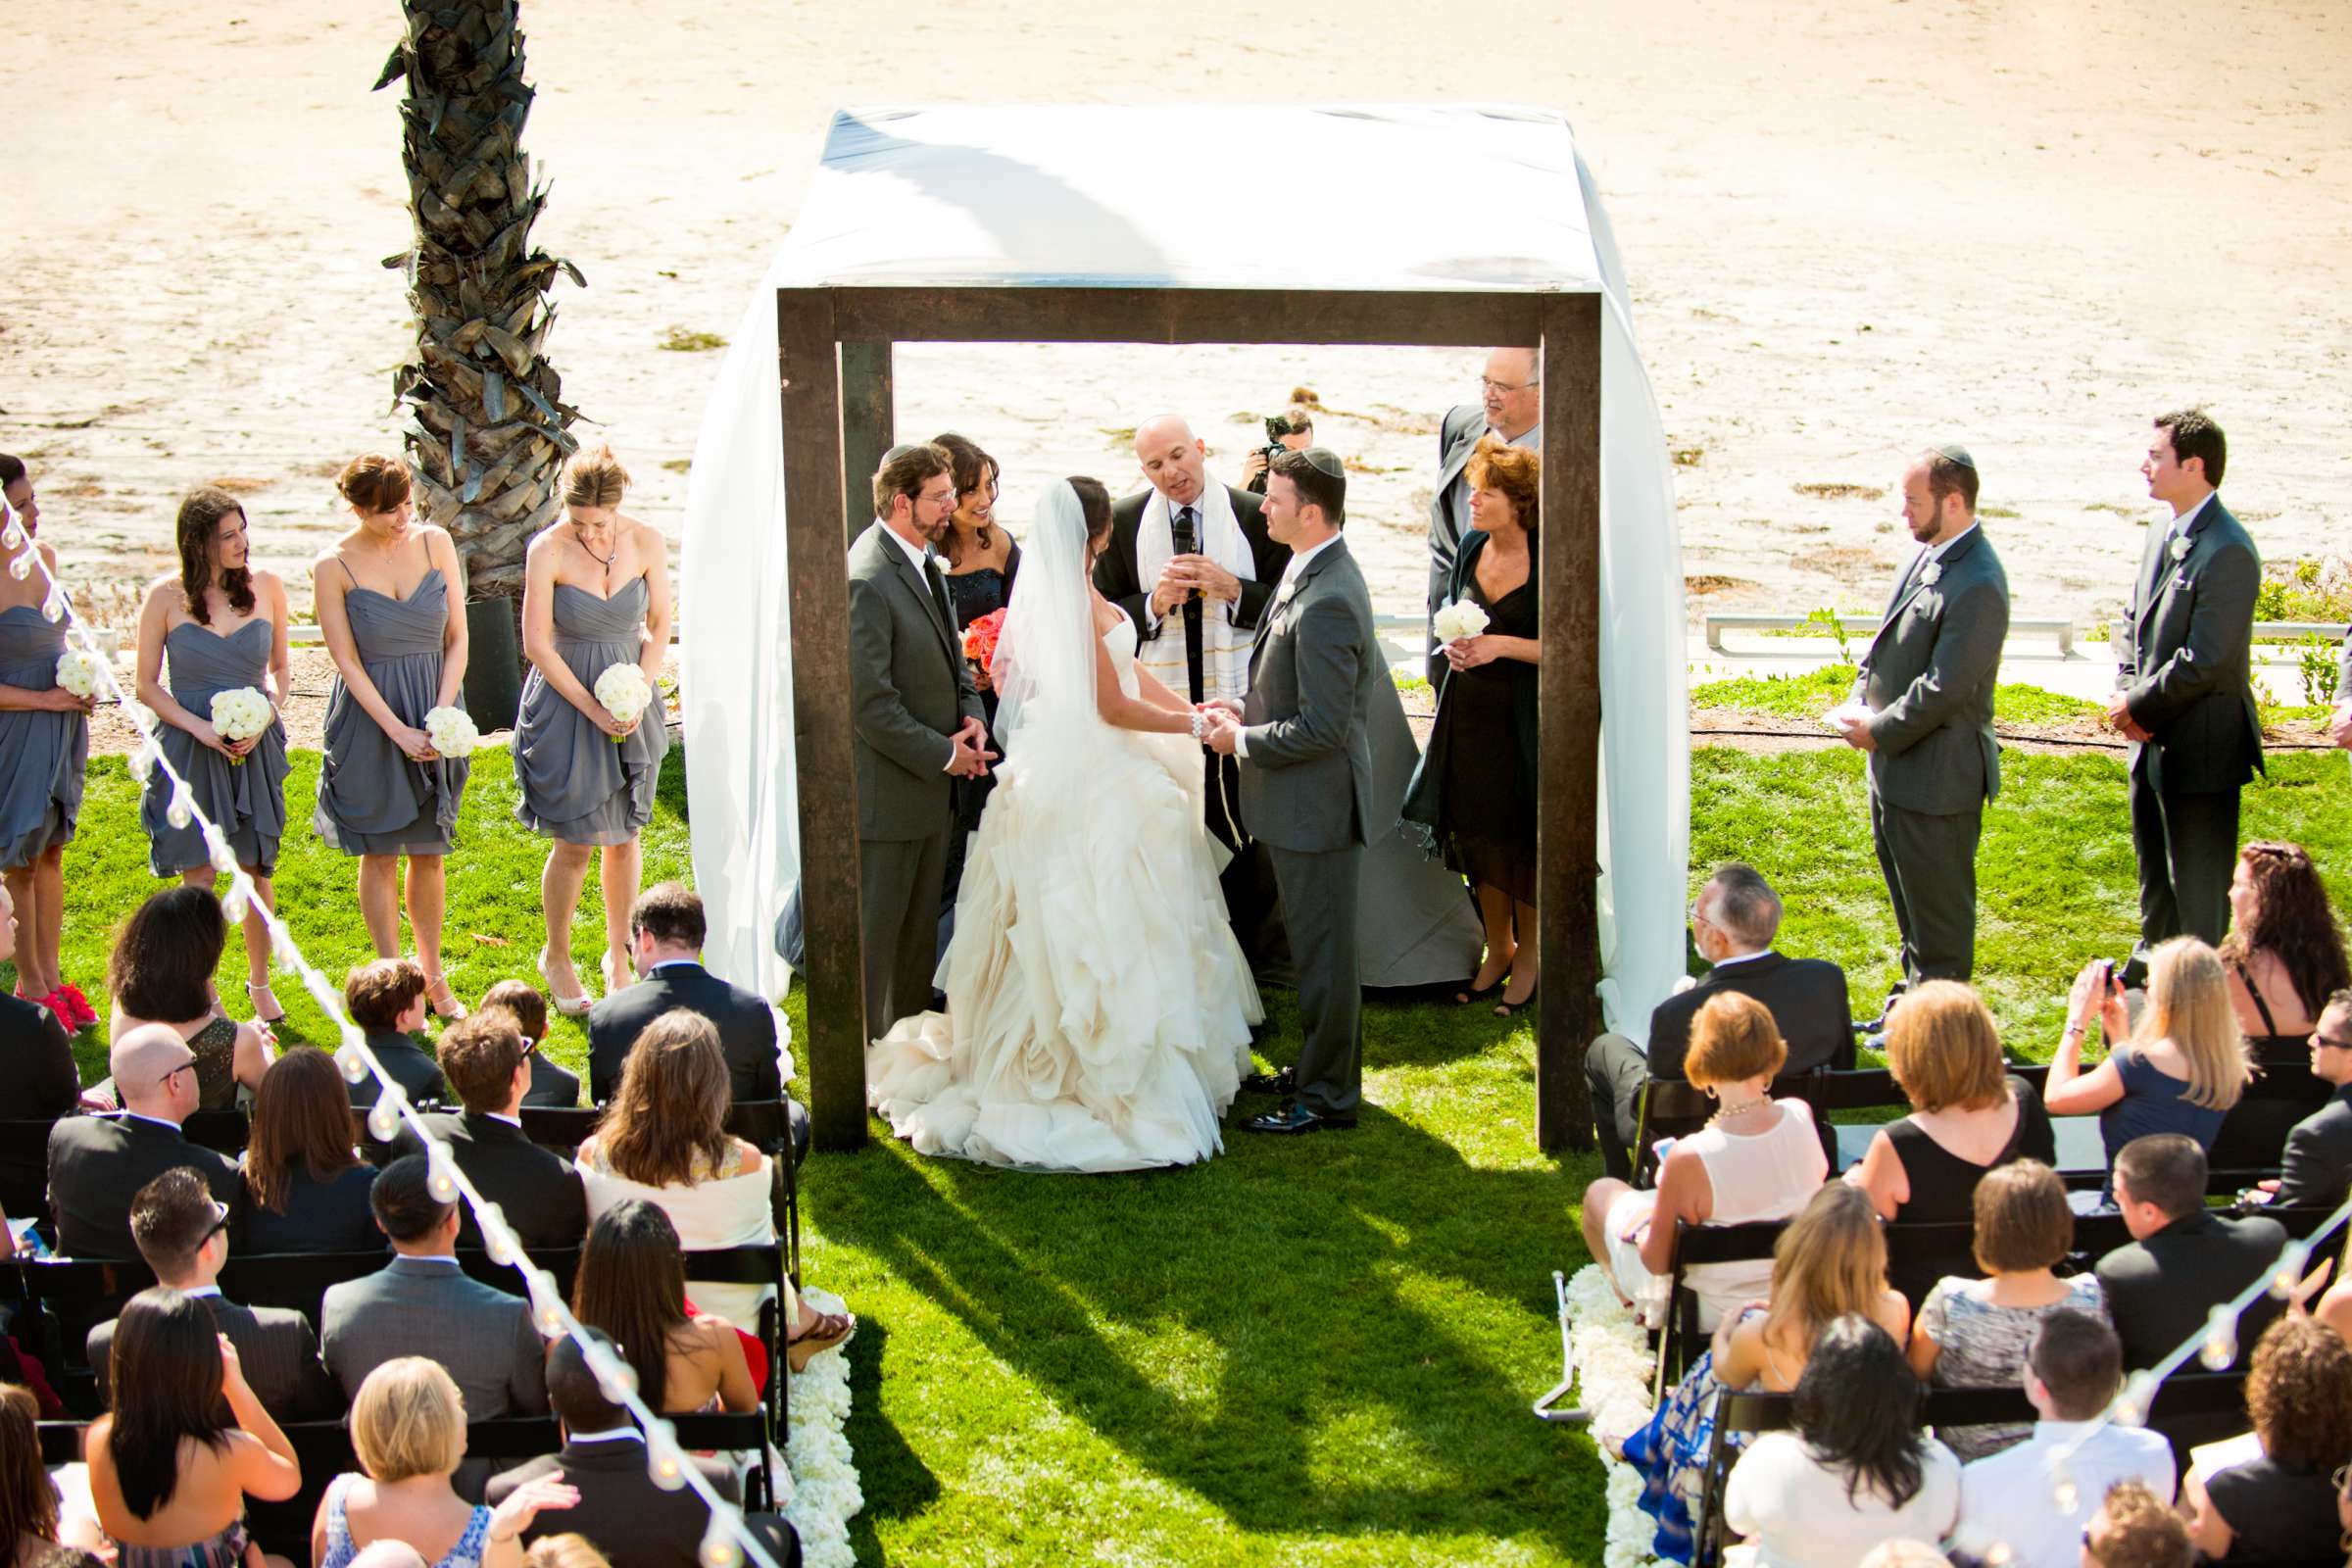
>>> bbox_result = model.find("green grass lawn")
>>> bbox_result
[1690,662,2104,725]
[14,744,2352,1563]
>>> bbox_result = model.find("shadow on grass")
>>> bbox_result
[820,1095,1602,1554]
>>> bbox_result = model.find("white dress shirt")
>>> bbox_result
[1951,1419,2175,1568]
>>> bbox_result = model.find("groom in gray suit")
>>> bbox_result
[1206,448,1380,1133]
[1836,445,2010,992]
[848,444,991,1035]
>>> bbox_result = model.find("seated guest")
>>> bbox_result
[487,1330,799,1568]
[587,884,785,1104]
[89,1168,340,1421]
[320,1156,549,1443]
[2044,938,2250,1171]
[389,1012,586,1252]
[1578,993,1828,1330]
[0,880,82,1119]
[2220,840,2350,1054]
[2079,1480,2192,1568]
[1949,1311,2174,1568]
[342,958,445,1107]
[2181,1315,2352,1565]
[0,1383,112,1564]
[82,1287,301,1567]
[47,1025,238,1258]
[107,886,273,1109]
[1721,1315,1961,1564]
[1845,981,2056,1304]
[2095,1134,2286,1462]
[477,981,579,1109]
[572,1200,758,1415]
[2260,986,2352,1209]
[1586,862,1853,1178]
[578,1011,849,1365]
[1909,1159,2107,1460]
[233,1048,379,1253]
[1621,1183,1908,1562]
[313,1356,579,1568]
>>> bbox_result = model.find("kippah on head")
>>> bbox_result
[1299,446,1346,481]
[879,443,926,468]
[1932,442,1977,470]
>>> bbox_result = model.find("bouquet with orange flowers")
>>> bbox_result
[960,608,1006,687]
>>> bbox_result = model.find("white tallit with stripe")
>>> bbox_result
[1131,481,1256,705]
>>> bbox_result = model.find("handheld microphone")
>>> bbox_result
[1171,510,1199,602]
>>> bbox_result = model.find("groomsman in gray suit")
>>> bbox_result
[1427,348,1543,678]
[1836,445,2009,991]
[847,444,992,1033]
[1206,448,1380,1133]
[2108,410,2263,982]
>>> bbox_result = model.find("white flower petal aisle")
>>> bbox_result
[1564,1265,1667,1568]
[780,1286,864,1568]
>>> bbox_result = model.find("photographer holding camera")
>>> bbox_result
[1240,406,1316,494]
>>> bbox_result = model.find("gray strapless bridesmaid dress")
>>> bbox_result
[314,566,469,857]
[513,576,669,846]
[0,606,90,870]
[140,617,290,876]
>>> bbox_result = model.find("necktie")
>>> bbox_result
[1176,506,1205,702]
[923,556,955,640]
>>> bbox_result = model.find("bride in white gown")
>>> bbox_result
[866,476,1264,1171]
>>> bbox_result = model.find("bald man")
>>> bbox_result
[1428,349,1543,679]
[1093,416,1291,949]
[47,1024,238,1258]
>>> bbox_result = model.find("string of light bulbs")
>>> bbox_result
[1,493,786,1568]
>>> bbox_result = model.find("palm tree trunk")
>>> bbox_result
[376,0,583,603]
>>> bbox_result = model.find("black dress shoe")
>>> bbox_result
[1243,1102,1356,1134]
[1240,1066,1296,1096]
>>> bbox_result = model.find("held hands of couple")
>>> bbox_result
[1196,700,1242,757]
[1152,554,1242,616]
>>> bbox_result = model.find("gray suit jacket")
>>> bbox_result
[89,1293,341,1422]
[1426,404,1486,616]
[320,1255,548,1419]
[2116,496,2264,793]
[847,520,984,841]
[1854,525,2010,814]
[1240,539,1379,854]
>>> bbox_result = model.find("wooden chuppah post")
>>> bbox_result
[839,341,896,541]
[1535,292,1604,1153]
[776,287,871,1152]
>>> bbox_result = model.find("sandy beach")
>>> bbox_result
[4,0,2347,630]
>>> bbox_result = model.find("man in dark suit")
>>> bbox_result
[2265,991,2352,1208]
[1094,415,1291,950]
[487,1328,800,1568]
[2109,410,2263,984]
[1426,350,1543,680]
[87,1168,338,1420]
[389,1012,586,1252]
[589,882,788,1105]
[1206,450,1379,1134]
[2095,1135,2285,1462]
[1837,445,2010,993]
[321,1154,548,1495]
[847,443,991,1036]
[341,957,446,1108]
[1584,863,1854,1180]
[48,1025,239,1258]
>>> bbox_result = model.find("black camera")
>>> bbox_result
[1260,414,1295,466]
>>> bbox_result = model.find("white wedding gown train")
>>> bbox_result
[867,616,1263,1172]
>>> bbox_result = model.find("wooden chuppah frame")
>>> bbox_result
[778,285,1604,1154]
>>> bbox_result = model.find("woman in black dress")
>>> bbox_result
[931,434,1022,957]
[2215,840,2346,1160]
[1401,435,1542,1016]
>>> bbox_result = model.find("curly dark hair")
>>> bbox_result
[173,487,255,626]
[109,886,227,1025]
[2220,841,2351,1019]
[2246,1314,2352,1468]
[1792,1315,1928,1511]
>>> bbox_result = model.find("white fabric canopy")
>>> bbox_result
[682,104,1690,1046]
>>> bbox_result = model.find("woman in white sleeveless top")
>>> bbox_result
[1579,992,1829,1329]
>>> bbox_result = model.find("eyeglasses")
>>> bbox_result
[158,1061,197,1087]
[1480,377,1540,395]
[2315,1035,2352,1053]
[2333,1462,2349,1493]
[202,1203,230,1248]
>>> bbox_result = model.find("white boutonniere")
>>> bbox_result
[2170,536,2191,563]
[1274,581,1297,609]
[1918,562,1941,587]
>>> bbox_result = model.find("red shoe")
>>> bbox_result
[54,983,97,1032]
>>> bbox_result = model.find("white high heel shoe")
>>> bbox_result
[537,948,593,1017]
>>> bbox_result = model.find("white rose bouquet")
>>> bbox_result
[422,705,479,758]
[1431,598,1491,644]
[209,686,273,765]
[53,650,99,700]
[592,663,653,742]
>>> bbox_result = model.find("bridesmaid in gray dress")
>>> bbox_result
[313,454,473,1021]
[515,445,673,1015]
[132,488,294,1025]
[0,454,94,1023]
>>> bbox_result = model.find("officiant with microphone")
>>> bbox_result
[1093,415,1290,946]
